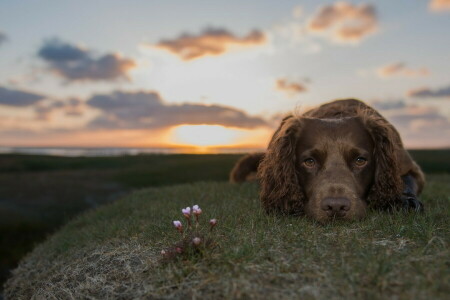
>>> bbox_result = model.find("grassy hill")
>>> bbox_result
[0,153,242,289]
[4,174,449,299]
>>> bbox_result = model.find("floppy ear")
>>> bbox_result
[258,116,305,215]
[364,115,403,210]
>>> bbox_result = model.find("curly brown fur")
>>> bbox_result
[232,99,425,222]
[258,116,306,215]
[361,112,403,210]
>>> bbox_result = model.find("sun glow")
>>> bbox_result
[169,124,273,152]
[171,124,244,147]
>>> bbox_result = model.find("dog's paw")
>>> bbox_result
[401,193,424,212]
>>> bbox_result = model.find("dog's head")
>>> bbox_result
[258,113,403,223]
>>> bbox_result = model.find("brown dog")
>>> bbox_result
[230,99,424,223]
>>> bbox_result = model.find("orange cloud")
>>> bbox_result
[153,27,266,60]
[429,0,450,12]
[307,2,377,43]
[377,63,430,78]
[275,78,307,97]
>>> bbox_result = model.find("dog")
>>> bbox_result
[230,99,424,223]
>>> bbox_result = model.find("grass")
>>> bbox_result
[4,174,449,299]
[0,153,241,291]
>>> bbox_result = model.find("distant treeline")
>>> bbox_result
[408,149,450,173]
[0,150,449,174]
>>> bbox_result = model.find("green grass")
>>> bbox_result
[0,154,242,188]
[5,174,449,299]
[0,153,241,291]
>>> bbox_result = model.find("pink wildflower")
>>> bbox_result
[182,206,192,227]
[192,204,202,224]
[173,220,183,233]
[192,205,202,215]
[209,218,217,231]
[182,207,191,218]
[192,237,201,246]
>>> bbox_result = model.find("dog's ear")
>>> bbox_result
[258,116,305,215]
[363,114,403,209]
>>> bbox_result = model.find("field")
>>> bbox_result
[1,150,450,298]
[0,154,241,292]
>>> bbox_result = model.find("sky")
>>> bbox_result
[0,0,449,150]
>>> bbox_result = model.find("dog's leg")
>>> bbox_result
[401,173,424,211]
[229,152,265,183]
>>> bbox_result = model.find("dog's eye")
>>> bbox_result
[303,158,316,168]
[355,157,367,166]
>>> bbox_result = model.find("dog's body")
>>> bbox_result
[230,99,424,223]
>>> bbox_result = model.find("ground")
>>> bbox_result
[0,153,240,289]
[4,173,449,299]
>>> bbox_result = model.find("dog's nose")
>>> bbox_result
[321,197,351,217]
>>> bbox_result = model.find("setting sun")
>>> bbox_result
[171,124,244,147]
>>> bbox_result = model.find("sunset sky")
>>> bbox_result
[1,0,449,149]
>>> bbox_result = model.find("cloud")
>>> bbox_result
[376,102,450,148]
[387,106,446,124]
[152,27,267,60]
[407,84,450,98]
[429,0,450,12]
[34,98,84,120]
[0,31,7,46]
[370,99,406,110]
[38,39,136,81]
[34,101,64,120]
[307,2,377,43]
[275,78,307,97]
[0,86,46,106]
[377,62,430,78]
[389,108,450,137]
[87,91,269,129]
